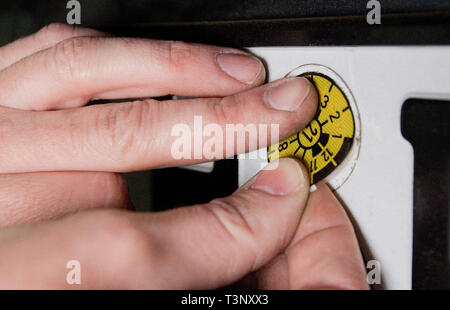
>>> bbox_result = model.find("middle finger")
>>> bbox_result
[0,77,317,173]
[0,37,265,111]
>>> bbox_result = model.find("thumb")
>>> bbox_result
[139,157,310,289]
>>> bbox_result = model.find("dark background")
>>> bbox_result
[1,0,450,47]
[0,0,448,289]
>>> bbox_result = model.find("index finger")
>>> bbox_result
[0,36,265,110]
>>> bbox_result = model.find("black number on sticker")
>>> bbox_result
[278,142,288,152]
[329,111,341,123]
[310,158,317,172]
[321,95,329,108]
[321,148,333,162]
[302,124,319,142]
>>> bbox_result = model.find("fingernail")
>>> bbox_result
[216,52,263,84]
[265,77,311,111]
[250,158,306,195]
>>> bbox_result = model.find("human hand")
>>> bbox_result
[0,23,368,289]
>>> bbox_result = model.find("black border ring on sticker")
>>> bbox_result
[267,64,361,191]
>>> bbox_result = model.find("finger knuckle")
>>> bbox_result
[211,96,241,126]
[69,210,156,285]
[96,173,129,208]
[201,197,258,268]
[49,37,88,80]
[204,196,256,245]
[166,40,194,71]
[35,23,72,45]
[94,210,153,266]
[91,100,156,161]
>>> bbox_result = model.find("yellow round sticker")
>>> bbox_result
[268,72,356,185]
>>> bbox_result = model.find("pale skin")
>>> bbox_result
[0,23,369,289]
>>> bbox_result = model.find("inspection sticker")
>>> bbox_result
[268,65,359,188]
